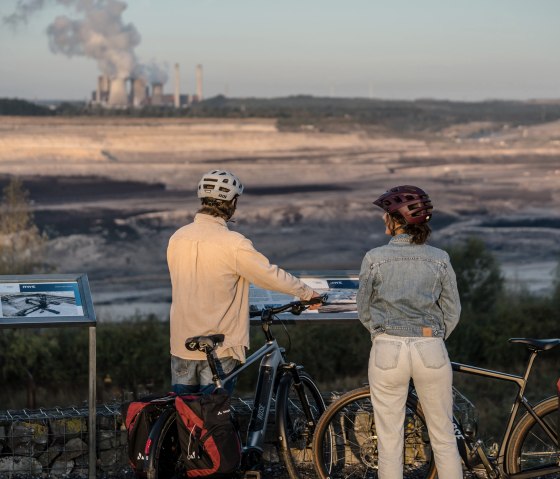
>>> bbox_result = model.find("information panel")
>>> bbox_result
[249,270,359,322]
[0,274,96,327]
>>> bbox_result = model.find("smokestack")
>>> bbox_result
[108,77,129,106]
[174,63,180,109]
[6,1,172,109]
[131,77,147,107]
[196,64,203,101]
[152,82,163,106]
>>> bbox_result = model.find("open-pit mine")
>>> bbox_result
[0,116,558,319]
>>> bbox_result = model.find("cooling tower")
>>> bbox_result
[131,78,147,107]
[97,74,110,103]
[108,77,129,107]
[152,82,163,106]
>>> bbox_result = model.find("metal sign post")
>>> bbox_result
[0,273,97,479]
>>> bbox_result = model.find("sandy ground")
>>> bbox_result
[0,116,559,319]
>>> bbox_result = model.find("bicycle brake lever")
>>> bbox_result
[291,304,305,315]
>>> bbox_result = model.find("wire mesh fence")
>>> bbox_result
[0,404,131,479]
[0,397,285,479]
[0,390,479,478]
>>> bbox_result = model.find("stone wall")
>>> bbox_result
[0,405,129,478]
[0,398,274,478]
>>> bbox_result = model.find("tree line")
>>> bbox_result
[3,96,560,135]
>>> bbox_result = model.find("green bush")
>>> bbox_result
[0,238,558,440]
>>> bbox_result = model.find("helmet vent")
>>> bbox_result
[197,170,244,201]
[373,185,433,225]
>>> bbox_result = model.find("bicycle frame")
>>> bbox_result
[216,337,289,453]
[449,348,559,478]
[145,298,326,479]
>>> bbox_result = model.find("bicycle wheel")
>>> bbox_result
[276,370,326,479]
[145,408,182,479]
[312,386,435,479]
[505,396,560,477]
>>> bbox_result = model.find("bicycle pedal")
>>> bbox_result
[243,471,262,479]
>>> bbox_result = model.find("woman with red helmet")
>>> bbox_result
[356,185,463,479]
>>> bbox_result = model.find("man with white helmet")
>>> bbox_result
[167,170,320,394]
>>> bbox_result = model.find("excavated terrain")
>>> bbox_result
[0,116,559,319]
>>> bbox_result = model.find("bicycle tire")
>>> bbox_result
[505,395,560,477]
[312,386,436,479]
[276,370,326,479]
[145,408,181,479]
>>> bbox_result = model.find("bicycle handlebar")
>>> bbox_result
[249,294,328,318]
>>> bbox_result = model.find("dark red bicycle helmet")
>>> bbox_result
[373,185,433,224]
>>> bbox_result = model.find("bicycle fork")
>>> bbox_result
[281,363,317,437]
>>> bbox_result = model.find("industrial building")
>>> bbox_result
[90,64,203,109]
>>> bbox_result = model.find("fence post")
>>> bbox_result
[89,325,97,479]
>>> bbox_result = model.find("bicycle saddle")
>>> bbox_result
[508,337,560,351]
[185,334,225,352]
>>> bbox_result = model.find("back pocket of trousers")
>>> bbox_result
[415,340,447,369]
[374,340,402,370]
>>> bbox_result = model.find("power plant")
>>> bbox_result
[90,64,204,109]
[6,0,206,111]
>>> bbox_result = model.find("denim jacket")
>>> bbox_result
[357,234,461,340]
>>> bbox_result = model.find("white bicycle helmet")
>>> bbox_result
[197,170,244,202]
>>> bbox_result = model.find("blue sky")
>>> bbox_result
[1,0,559,101]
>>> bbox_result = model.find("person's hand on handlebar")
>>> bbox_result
[307,291,323,310]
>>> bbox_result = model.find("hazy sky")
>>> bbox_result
[1,0,559,101]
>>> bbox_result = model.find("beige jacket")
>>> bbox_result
[167,213,315,361]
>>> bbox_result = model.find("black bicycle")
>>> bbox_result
[144,296,327,479]
[312,337,560,478]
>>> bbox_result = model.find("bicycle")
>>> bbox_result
[312,337,560,478]
[144,296,327,479]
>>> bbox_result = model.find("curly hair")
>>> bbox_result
[198,198,237,221]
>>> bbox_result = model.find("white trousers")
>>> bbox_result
[368,334,463,479]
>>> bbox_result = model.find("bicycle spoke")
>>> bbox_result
[521,420,559,468]
[278,372,325,479]
[506,397,560,476]
[314,389,433,479]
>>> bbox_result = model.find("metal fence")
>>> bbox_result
[0,404,130,479]
[0,397,284,479]
[0,390,478,478]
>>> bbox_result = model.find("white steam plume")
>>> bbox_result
[136,60,170,85]
[3,0,46,26]
[4,0,168,83]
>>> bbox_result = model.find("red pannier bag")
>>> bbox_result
[175,389,241,477]
[122,393,176,477]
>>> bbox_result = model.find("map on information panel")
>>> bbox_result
[249,272,359,316]
[0,274,96,327]
[0,282,84,318]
